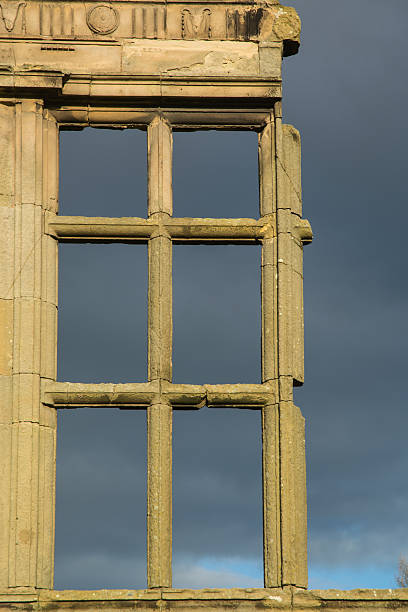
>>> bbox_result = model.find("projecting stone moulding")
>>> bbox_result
[0,39,282,79]
[0,1,300,53]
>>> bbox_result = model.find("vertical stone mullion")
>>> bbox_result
[147,402,172,588]
[0,100,58,589]
[258,116,276,218]
[146,115,173,588]
[148,116,173,217]
[259,119,281,586]
[148,235,172,383]
[262,402,281,587]
[259,116,278,384]
[279,401,307,588]
[275,105,292,380]
[261,237,278,384]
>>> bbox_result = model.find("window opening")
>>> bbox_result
[173,408,263,588]
[58,243,147,383]
[173,131,259,218]
[59,128,147,217]
[54,118,272,593]
[173,244,261,384]
[55,409,147,589]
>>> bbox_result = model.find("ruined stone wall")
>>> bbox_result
[0,0,406,609]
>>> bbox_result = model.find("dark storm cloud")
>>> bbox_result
[55,0,408,590]
[286,0,408,577]
[173,243,261,384]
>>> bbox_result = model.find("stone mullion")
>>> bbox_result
[148,115,173,218]
[259,117,281,587]
[0,100,58,590]
[147,235,172,384]
[146,401,172,588]
[146,116,173,588]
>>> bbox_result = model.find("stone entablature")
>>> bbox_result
[0,0,299,94]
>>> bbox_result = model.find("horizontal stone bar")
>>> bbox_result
[161,382,206,409]
[42,382,158,408]
[206,383,275,407]
[46,215,274,243]
[52,107,273,128]
[42,382,275,408]
[169,218,265,242]
[46,216,154,241]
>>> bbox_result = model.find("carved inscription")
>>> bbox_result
[0,2,25,33]
[181,8,211,40]
[87,4,119,34]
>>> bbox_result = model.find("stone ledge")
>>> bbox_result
[1,588,408,610]
[0,68,63,92]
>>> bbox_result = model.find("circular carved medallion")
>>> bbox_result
[273,10,301,41]
[86,5,119,35]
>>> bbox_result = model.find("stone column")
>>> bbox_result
[146,116,173,588]
[0,100,59,589]
[259,108,308,588]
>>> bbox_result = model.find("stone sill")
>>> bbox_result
[1,587,408,610]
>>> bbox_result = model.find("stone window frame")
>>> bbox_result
[43,105,311,590]
[51,108,272,590]
[0,98,310,592]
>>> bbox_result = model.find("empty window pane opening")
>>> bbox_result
[173,409,263,588]
[55,409,147,590]
[60,128,147,217]
[173,131,259,218]
[173,244,261,384]
[58,243,148,383]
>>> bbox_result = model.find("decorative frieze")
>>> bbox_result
[0,2,26,33]
[86,4,120,35]
[181,8,211,40]
[0,1,300,53]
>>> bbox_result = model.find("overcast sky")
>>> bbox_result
[54,0,408,591]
